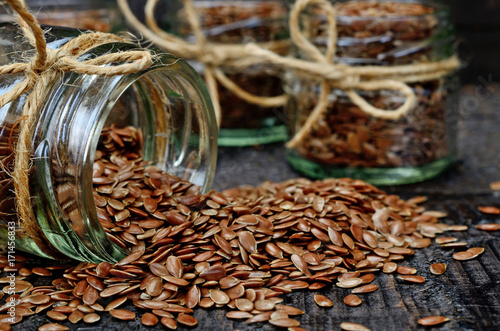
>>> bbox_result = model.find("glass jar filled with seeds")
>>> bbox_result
[0,0,121,32]
[0,23,217,262]
[164,0,290,146]
[284,0,460,185]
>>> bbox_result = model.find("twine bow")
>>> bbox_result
[0,0,153,256]
[117,0,289,127]
[245,0,460,148]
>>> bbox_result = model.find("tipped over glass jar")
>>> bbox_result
[284,0,460,185]
[0,23,217,262]
[164,0,291,146]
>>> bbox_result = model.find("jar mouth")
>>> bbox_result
[81,53,217,262]
[303,0,449,35]
[302,0,454,65]
[172,0,289,43]
[332,0,448,20]
[33,43,216,263]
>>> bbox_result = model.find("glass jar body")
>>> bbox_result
[164,0,290,146]
[0,24,217,262]
[285,0,459,185]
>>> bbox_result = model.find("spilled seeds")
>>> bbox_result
[0,126,490,330]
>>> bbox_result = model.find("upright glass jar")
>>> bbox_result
[285,0,459,185]
[0,0,121,32]
[164,0,290,146]
[0,23,217,262]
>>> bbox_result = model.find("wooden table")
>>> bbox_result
[11,84,500,330]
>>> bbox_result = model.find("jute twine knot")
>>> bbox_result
[0,0,153,256]
[118,0,290,127]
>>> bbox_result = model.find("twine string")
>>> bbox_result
[0,0,154,255]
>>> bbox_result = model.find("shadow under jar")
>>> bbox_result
[0,24,217,262]
[285,0,459,185]
[165,0,290,146]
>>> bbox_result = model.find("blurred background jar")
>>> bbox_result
[0,0,122,32]
[162,0,290,146]
[284,0,460,185]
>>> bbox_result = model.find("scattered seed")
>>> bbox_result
[337,278,363,288]
[476,223,500,231]
[109,309,136,320]
[314,294,333,307]
[478,206,500,215]
[396,266,417,275]
[418,315,450,326]
[254,299,276,311]
[468,247,485,256]
[430,263,447,275]
[275,305,305,316]
[269,318,300,327]
[68,311,84,324]
[352,284,378,294]
[47,310,67,321]
[200,265,226,281]
[210,289,230,305]
[383,262,397,273]
[199,298,215,308]
[38,324,69,331]
[142,312,159,326]
[161,317,177,329]
[227,311,254,319]
[344,294,362,306]
[441,242,468,248]
[490,181,500,191]
[29,294,51,305]
[104,296,127,311]
[246,311,273,324]
[83,313,100,324]
[435,237,458,244]
[340,322,371,330]
[177,313,198,326]
[32,267,52,277]
[448,225,468,232]
[397,275,426,283]
[453,251,476,261]
[235,298,254,312]
[270,311,289,320]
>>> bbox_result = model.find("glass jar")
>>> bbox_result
[164,0,290,146]
[0,23,217,262]
[284,0,459,185]
[0,0,121,32]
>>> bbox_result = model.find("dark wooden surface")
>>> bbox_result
[7,84,500,330]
